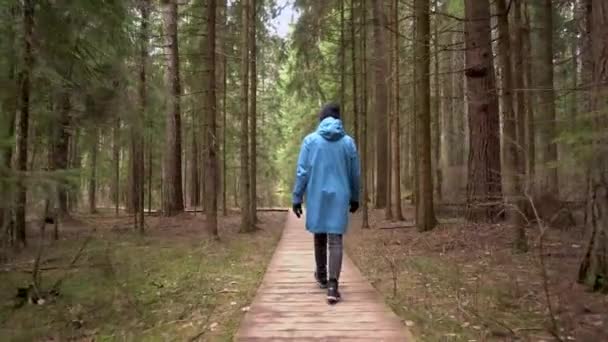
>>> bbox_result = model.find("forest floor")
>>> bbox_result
[0,210,285,341]
[346,208,608,342]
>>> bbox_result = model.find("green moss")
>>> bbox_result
[0,215,283,341]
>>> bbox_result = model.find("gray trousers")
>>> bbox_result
[314,233,343,281]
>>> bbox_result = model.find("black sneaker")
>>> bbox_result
[315,271,328,289]
[327,279,341,304]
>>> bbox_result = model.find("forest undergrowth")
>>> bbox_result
[0,211,284,341]
[347,208,608,342]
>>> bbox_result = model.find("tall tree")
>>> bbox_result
[371,0,389,209]
[54,94,71,217]
[218,0,228,216]
[360,0,370,229]
[1,5,17,243]
[249,0,257,225]
[351,0,358,143]
[497,0,526,251]
[464,0,502,222]
[414,0,437,231]
[160,0,184,215]
[578,0,608,293]
[88,128,99,214]
[135,0,149,232]
[350,0,359,142]
[239,0,252,232]
[522,4,535,192]
[15,0,35,246]
[531,0,558,197]
[112,117,120,216]
[205,0,219,236]
[432,0,442,202]
[390,0,403,220]
[339,0,346,109]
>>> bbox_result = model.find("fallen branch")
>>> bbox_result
[378,224,416,230]
[50,231,95,293]
[457,303,517,337]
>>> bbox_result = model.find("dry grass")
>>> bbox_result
[346,209,608,342]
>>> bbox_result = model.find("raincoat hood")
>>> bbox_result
[317,117,345,142]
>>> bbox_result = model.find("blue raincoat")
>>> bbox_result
[292,117,361,235]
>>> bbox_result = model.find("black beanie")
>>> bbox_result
[319,102,341,121]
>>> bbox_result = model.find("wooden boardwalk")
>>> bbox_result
[236,213,413,341]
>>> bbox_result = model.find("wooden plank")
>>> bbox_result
[235,213,414,341]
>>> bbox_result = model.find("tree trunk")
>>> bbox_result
[340,0,346,111]
[351,0,358,144]
[189,117,200,208]
[135,0,149,233]
[1,5,17,246]
[360,0,370,229]
[371,0,389,209]
[147,140,153,213]
[55,93,71,217]
[249,0,258,225]
[512,0,527,172]
[160,0,184,216]
[432,0,442,203]
[112,118,120,215]
[218,0,228,216]
[414,0,437,231]
[239,0,252,232]
[497,0,526,251]
[15,0,34,247]
[390,0,403,220]
[88,128,99,214]
[578,0,608,293]
[530,0,558,197]
[205,0,219,237]
[578,0,593,117]
[464,0,502,222]
[522,4,535,193]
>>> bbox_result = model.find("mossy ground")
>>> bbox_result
[1,211,285,341]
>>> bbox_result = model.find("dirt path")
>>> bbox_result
[235,213,414,341]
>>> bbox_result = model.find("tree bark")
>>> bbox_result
[414,0,437,231]
[390,0,403,221]
[218,0,228,216]
[136,0,149,232]
[239,0,252,232]
[88,128,99,214]
[112,117,120,215]
[497,0,526,251]
[340,0,346,112]
[530,0,558,197]
[15,0,34,247]
[1,5,17,246]
[189,116,200,208]
[578,0,608,293]
[371,0,389,209]
[512,0,527,170]
[360,0,370,229]
[205,0,219,237]
[161,0,184,216]
[432,0,442,203]
[55,93,71,217]
[351,0,358,144]
[249,0,257,225]
[464,0,502,222]
[522,4,535,193]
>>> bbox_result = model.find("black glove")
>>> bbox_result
[293,203,303,218]
[349,201,359,213]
